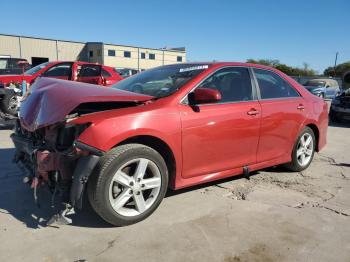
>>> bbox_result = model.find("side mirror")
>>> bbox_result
[188,87,222,105]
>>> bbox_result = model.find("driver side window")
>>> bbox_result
[42,63,73,79]
[200,67,253,103]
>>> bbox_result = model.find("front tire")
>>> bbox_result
[88,144,169,226]
[285,127,315,172]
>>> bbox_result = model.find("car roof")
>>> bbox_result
[47,61,105,66]
[178,61,278,70]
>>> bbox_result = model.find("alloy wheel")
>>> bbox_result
[296,133,314,166]
[108,158,162,217]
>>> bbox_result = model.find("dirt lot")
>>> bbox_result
[0,121,349,262]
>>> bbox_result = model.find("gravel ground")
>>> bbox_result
[0,120,349,262]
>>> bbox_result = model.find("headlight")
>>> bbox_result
[56,123,91,150]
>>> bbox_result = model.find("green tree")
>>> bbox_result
[324,61,350,77]
[246,59,316,76]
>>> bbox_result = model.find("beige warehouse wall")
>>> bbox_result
[0,35,21,57]
[104,44,139,68]
[164,51,186,64]
[138,48,164,70]
[104,44,186,70]
[20,37,57,62]
[0,34,187,69]
[57,41,86,61]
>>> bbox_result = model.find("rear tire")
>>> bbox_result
[285,127,315,172]
[88,143,169,226]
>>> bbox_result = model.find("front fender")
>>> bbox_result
[75,106,183,176]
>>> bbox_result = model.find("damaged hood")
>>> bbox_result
[19,78,153,131]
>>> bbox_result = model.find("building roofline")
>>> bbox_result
[101,42,186,53]
[0,33,86,44]
[0,33,186,53]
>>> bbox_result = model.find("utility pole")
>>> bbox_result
[333,52,338,77]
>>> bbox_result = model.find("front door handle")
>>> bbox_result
[297,104,305,111]
[247,109,259,116]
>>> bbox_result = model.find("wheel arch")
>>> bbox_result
[115,135,177,189]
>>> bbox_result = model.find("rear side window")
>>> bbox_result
[102,68,111,77]
[200,67,253,103]
[254,69,300,99]
[79,64,101,77]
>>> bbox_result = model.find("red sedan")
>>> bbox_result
[0,61,122,115]
[0,61,122,87]
[12,62,328,226]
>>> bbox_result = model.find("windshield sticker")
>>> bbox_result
[179,65,208,73]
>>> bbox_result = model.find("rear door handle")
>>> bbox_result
[297,104,305,110]
[247,109,259,116]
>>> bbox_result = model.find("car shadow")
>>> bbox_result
[0,148,111,229]
[0,147,295,229]
[331,162,350,168]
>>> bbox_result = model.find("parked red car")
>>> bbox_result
[0,61,122,115]
[11,62,328,226]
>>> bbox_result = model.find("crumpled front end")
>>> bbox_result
[11,120,102,224]
[10,77,153,224]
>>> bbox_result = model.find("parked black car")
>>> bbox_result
[329,89,350,122]
[0,58,30,75]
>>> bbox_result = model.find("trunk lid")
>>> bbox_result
[19,77,153,131]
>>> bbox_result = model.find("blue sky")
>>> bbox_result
[1,0,349,73]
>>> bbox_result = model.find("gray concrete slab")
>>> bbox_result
[0,123,349,262]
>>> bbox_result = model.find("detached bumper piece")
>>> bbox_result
[11,133,34,155]
[70,155,100,209]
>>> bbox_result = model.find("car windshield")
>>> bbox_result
[305,81,326,87]
[25,62,49,75]
[112,64,209,98]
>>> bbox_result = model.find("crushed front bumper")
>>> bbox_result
[11,132,101,209]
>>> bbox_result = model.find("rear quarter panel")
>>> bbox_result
[297,92,328,152]
[268,69,328,153]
